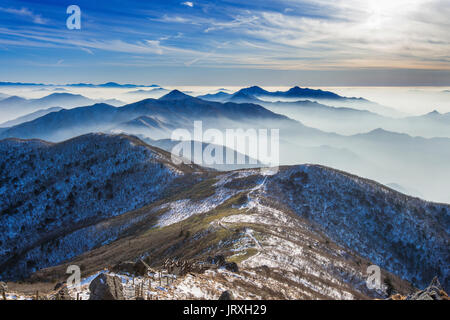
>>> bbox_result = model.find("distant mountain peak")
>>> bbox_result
[159,90,192,101]
[44,92,81,98]
[231,91,254,99]
[238,86,269,95]
[427,110,441,116]
[2,95,27,102]
[285,86,341,99]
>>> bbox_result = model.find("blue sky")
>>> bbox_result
[0,0,449,85]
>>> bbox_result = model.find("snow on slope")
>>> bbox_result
[1,138,447,298]
[264,165,450,291]
[134,166,449,296]
[0,133,198,280]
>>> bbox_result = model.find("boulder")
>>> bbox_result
[214,255,226,266]
[89,273,124,300]
[112,260,148,276]
[207,255,226,266]
[134,260,148,276]
[224,262,239,273]
[112,261,135,275]
[218,290,233,300]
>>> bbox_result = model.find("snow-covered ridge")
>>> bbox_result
[265,165,450,291]
[0,133,194,280]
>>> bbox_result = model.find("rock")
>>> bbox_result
[112,260,148,276]
[207,255,226,266]
[172,266,183,276]
[429,276,442,290]
[224,262,239,273]
[214,255,226,266]
[405,277,448,300]
[219,290,233,300]
[112,261,136,275]
[89,273,124,300]
[417,292,434,300]
[54,282,65,291]
[134,260,148,276]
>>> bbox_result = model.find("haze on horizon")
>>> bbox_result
[0,0,449,86]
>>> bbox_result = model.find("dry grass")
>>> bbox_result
[30,189,249,283]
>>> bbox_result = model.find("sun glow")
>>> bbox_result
[366,0,424,28]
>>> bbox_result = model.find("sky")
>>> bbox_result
[0,0,449,86]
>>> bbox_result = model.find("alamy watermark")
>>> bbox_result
[66,5,81,30]
[366,265,381,290]
[170,121,280,174]
[66,265,81,291]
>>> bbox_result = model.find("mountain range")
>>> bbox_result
[0,89,449,203]
[0,93,124,122]
[198,86,405,117]
[200,89,450,138]
[0,83,449,300]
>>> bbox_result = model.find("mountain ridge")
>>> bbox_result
[1,133,447,297]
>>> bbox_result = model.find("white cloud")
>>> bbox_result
[181,2,194,8]
[215,0,450,69]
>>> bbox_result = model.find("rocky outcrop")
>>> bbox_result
[112,260,149,276]
[406,277,448,300]
[134,260,148,276]
[206,255,239,273]
[388,277,449,300]
[89,273,124,300]
[224,262,239,273]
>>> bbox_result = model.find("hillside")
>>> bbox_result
[0,134,448,299]
[0,133,204,280]
[0,107,64,128]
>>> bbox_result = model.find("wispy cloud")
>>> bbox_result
[204,15,259,33]
[0,7,47,24]
[80,47,94,55]
[0,0,449,76]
